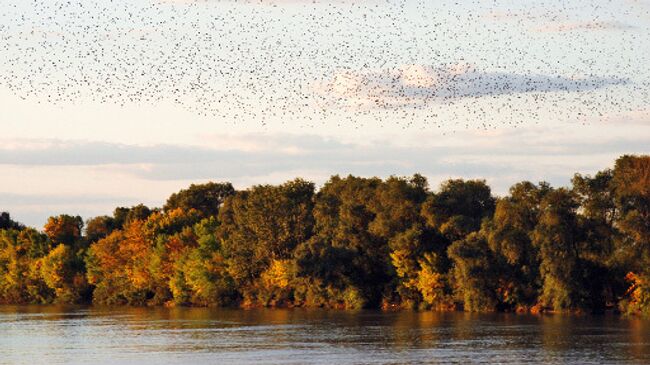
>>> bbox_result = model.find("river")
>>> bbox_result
[0,306,648,364]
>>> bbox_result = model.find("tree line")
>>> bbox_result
[1,155,648,315]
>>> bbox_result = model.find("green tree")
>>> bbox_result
[448,231,498,312]
[572,171,621,309]
[0,228,52,304]
[85,215,117,243]
[40,244,89,303]
[1,155,649,313]
[294,175,386,308]
[611,155,650,315]
[169,218,236,306]
[368,175,433,306]
[218,179,314,305]
[146,209,203,305]
[532,188,595,311]
[113,204,154,229]
[484,182,550,310]
[0,212,24,230]
[421,179,495,242]
[164,182,235,218]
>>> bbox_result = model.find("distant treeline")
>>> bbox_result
[1,155,649,315]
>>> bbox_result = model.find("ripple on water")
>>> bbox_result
[0,306,648,365]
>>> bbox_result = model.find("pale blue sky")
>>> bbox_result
[1,0,649,227]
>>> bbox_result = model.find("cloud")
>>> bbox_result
[0,141,222,166]
[0,192,135,206]
[312,63,627,109]
[0,192,158,229]
[1,124,648,180]
[1,120,649,227]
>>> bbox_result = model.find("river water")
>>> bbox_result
[0,306,648,364]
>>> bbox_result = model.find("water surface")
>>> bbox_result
[0,306,648,364]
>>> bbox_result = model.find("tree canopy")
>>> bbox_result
[1,156,649,316]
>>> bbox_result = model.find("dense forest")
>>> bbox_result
[1,155,648,316]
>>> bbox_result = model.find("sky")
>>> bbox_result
[1,0,649,227]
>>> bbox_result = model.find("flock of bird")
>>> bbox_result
[0,0,647,131]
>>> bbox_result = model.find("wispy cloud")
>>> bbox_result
[1,124,647,179]
[312,63,627,109]
[2,119,649,227]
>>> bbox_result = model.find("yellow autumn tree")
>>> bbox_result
[40,244,88,303]
[416,253,449,309]
[255,259,296,307]
[86,220,153,305]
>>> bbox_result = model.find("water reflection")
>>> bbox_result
[0,306,648,364]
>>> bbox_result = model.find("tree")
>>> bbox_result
[388,226,428,304]
[113,204,154,229]
[218,179,314,305]
[448,231,498,312]
[387,224,446,307]
[484,182,549,310]
[612,155,650,315]
[85,215,117,243]
[413,179,496,309]
[86,220,154,305]
[146,209,203,304]
[294,175,386,308]
[416,251,448,309]
[0,212,24,230]
[40,244,89,303]
[44,215,83,247]
[368,175,434,306]
[164,182,235,218]
[0,228,52,304]
[532,188,594,311]
[368,175,428,239]
[1,156,649,313]
[612,155,650,263]
[421,179,495,242]
[169,218,236,306]
[572,171,621,308]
